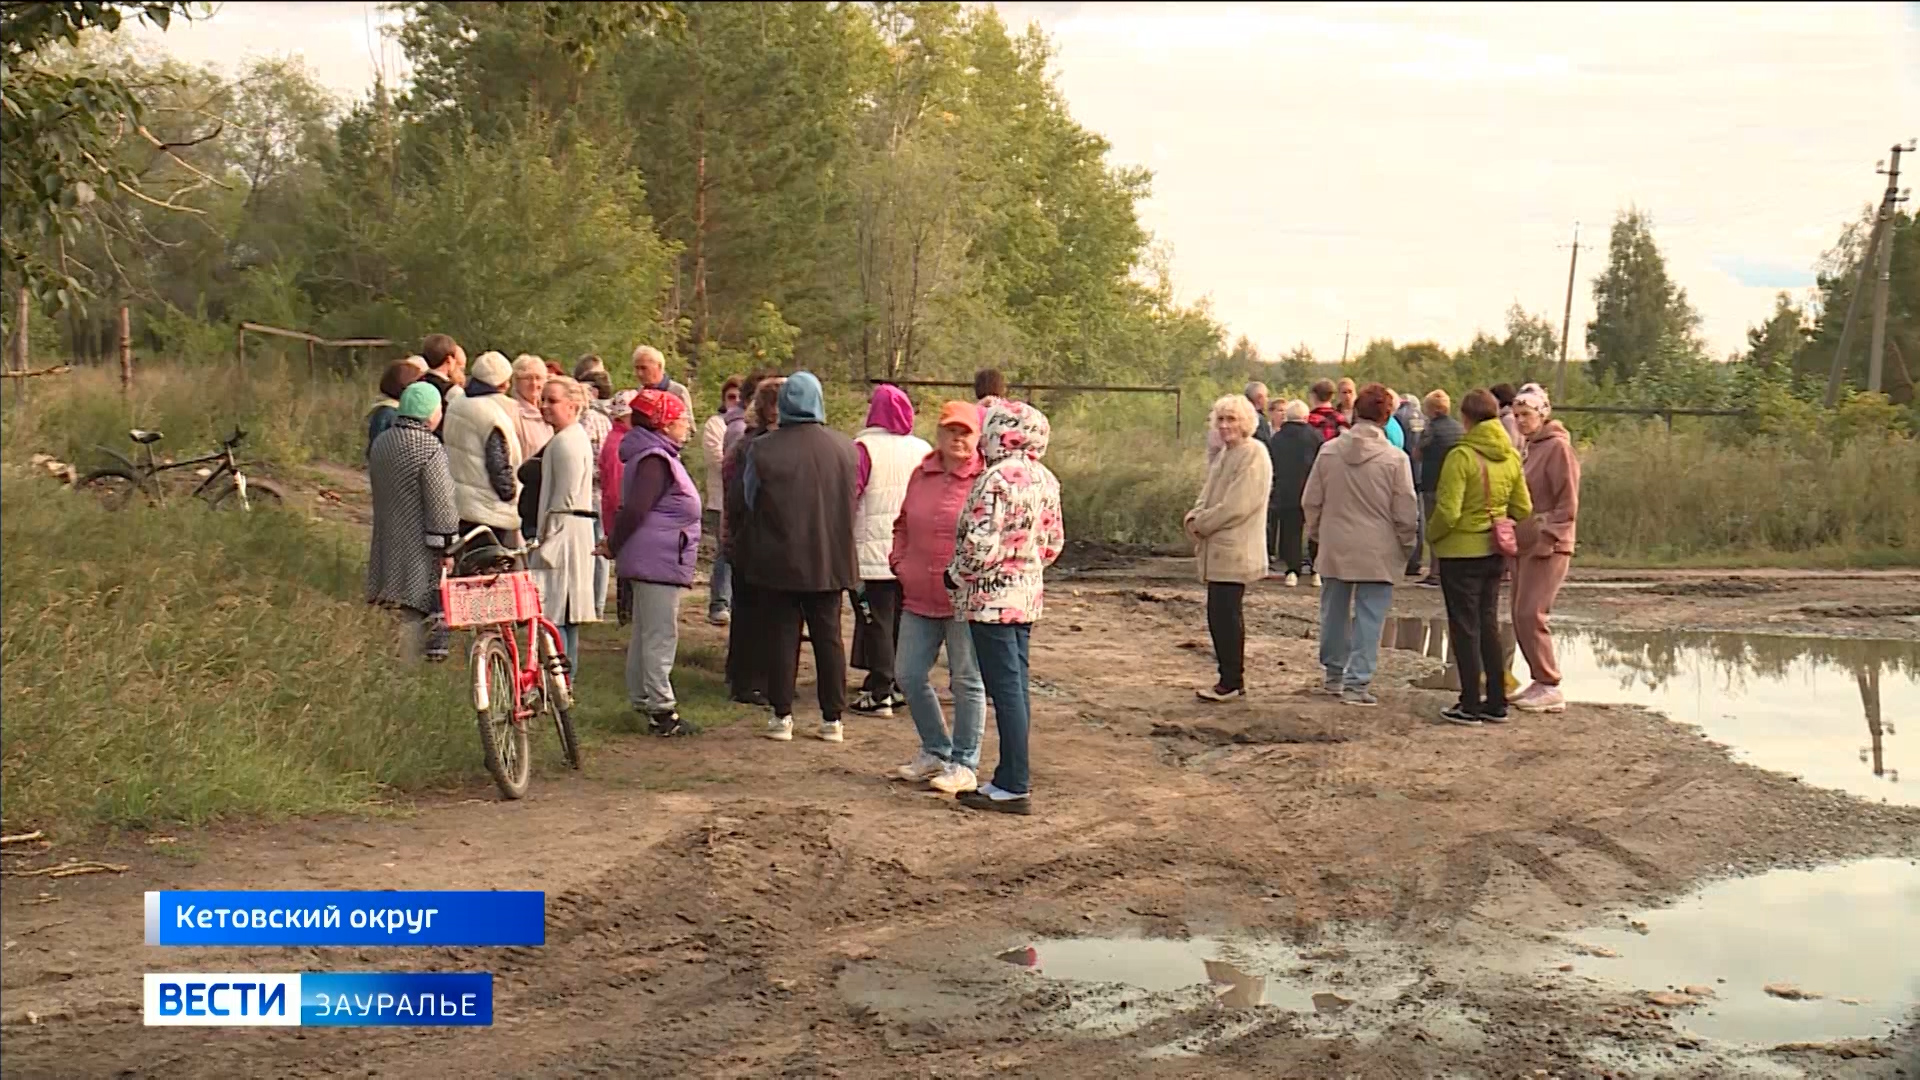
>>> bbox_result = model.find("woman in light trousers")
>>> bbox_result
[885,402,989,795]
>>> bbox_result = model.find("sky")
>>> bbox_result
[129,1,1920,361]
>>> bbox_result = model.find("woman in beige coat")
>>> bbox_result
[1186,395,1273,701]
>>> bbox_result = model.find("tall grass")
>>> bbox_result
[1576,424,1920,561]
[0,468,481,829]
[2,360,369,470]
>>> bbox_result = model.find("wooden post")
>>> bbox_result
[11,287,26,374]
[306,337,316,380]
[235,322,246,378]
[1174,387,1183,443]
[118,305,132,393]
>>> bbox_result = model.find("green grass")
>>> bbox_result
[0,467,478,829]
[0,467,748,832]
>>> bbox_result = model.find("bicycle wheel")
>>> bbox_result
[207,476,288,512]
[537,624,582,771]
[472,633,531,799]
[76,467,152,511]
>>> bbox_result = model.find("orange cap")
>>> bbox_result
[936,400,981,433]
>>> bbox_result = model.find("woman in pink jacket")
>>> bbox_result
[1510,384,1581,712]
[885,402,988,795]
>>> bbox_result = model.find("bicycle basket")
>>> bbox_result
[441,570,542,629]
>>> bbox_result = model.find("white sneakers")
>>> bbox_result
[891,756,978,793]
[1312,573,1322,588]
[893,752,945,781]
[1284,572,1299,587]
[929,763,978,794]
[1513,683,1567,713]
[765,715,848,742]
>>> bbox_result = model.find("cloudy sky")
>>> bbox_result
[131,1,1920,360]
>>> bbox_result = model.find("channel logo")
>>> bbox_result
[144,973,492,1027]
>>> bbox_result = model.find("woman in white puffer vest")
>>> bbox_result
[848,383,932,717]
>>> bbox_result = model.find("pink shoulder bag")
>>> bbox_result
[1478,454,1518,557]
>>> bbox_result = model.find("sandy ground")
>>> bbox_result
[4,544,1919,1078]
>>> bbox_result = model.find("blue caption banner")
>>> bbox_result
[144,890,544,947]
[144,972,492,1027]
[302,972,492,1027]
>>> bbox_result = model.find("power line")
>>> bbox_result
[1554,221,1591,400]
[1826,139,1916,406]
[1867,140,1913,395]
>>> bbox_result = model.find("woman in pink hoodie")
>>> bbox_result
[1510,385,1581,712]
[884,402,987,795]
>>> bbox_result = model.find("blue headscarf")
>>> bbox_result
[777,372,826,426]
[744,371,826,510]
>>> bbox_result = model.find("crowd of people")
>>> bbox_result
[364,330,1578,817]
[364,339,1062,815]
[1193,375,1582,724]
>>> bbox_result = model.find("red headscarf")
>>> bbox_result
[631,388,687,431]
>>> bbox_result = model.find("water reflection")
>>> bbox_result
[1379,618,1916,804]
[1565,858,1920,1045]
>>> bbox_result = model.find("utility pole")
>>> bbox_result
[1867,141,1913,395]
[1827,140,1915,406]
[1340,321,1349,363]
[1554,222,1589,400]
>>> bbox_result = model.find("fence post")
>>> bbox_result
[118,305,132,394]
[306,338,316,380]
[235,322,246,381]
[1174,387,1183,443]
[11,286,26,374]
[1662,410,1673,434]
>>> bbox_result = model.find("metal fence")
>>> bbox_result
[1548,405,1747,432]
[236,321,393,380]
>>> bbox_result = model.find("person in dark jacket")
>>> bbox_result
[739,372,861,745]
[1245,382,1273,442]
[1413,389,1465,587]
[722,377,784,706]
[1266,400,1322,586]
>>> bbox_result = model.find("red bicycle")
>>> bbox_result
[441,526,581,799]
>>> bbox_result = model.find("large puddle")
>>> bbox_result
[1381,618,1917,805]
[1559,857,1920,1046]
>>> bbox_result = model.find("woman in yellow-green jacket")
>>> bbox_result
[1427,388,1532,726]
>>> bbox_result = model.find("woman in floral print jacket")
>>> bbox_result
[943,399,1064,816]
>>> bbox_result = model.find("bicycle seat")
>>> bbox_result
[454,544,519,577]
[129,429,164,444]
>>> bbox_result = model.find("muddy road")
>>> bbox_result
[4,562,1918,1078]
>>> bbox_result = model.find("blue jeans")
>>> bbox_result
[705,509,731,617]
[1318,579,1393,690]
[592,516,610,620]
[969,622,1033,795]
[898,612,986,769]
[554,623,579,677]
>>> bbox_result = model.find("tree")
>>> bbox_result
[1739,292,1808,380]
[1586,207,1701,384]
[1,1,202,311]
[1277,344,1316,390]
[1797,209,1917,406]
[333,120,678,357]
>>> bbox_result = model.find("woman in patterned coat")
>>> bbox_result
[367,382,459,661]
[943,399,1064,816]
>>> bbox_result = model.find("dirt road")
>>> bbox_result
[4,562,1918,1077]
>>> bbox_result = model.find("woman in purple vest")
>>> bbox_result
[610,389,701,736]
